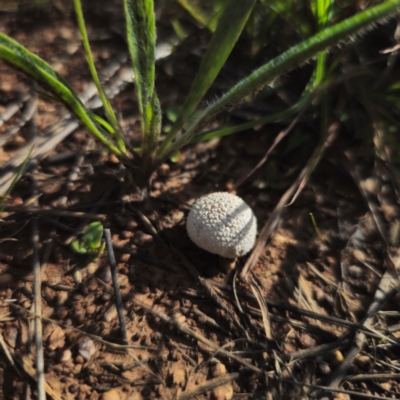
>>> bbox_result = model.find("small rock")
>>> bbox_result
[60,349,72,363]
[333,394,350,400]
[86,305,97,315]
[78,337,96,361]
[100,390,120,400]
[348,265,364,278]
[172,210,184,223]
[42,286,56,303]
[171,312,186,324]
[120,230,134,239]
[68,384,79,394]
[101,292,111,302]
[75,355,85,364]
[157,163,170,177]
[73,270,82,284]
[47,326,66,351]
[118,253,131,263]
[318,362,331,375]
[108,154,120,164]
[42,306,54,318]
[21,299,31,309]
[379,382,391,391]
[98,267,112,283]
[298,333,316,348]
[87,262,99,274]
[211,362,227,377]
[355,355,371,369]
[104,304,118,322]
[211,383,233,400]
[133,231,153,247]
[56,291,69,306]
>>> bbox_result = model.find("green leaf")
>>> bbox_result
[159,0,257,154]
[83,222,104,250]
[70,222,104,256]
[191,75,315,143]
[73,0,125,153]
[124,0,161,166]
[70,239,88,254]
[157,0,400,162]
[0,33,124,157]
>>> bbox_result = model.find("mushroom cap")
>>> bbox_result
[186,192,257,258]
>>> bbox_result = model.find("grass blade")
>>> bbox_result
[159,0,256,154]
[157,0,400,162]
[124,0,161,167]
[72,0,126,153]
[191,74,316,143]
[0,33,124,157]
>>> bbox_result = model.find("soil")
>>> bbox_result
[1,2,400,400]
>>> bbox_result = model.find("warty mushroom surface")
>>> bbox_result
[186,192,257,258]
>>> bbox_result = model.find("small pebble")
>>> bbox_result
[86,305,96,315]
[47,326,66,351]
[103,304,118,322]
[101,293,111,302]
[78,337,96,361]
[348,265,364,278]
[42,306,54,318]
[157,163,170,177]
[87,262,99,274]
[100,389,120,400]
[22,299,31,309]
[56,291,69,306]
[68,384,78,394]
[211,362,227,377]
[171,312,186,324]
[75,355,85,364]
[172,210,184,223]
[60,349,72,363]
[98,267,112,283]
[355,355,371,369]
[133,231,153,247]
[73,270,82,284]
[120,230,134,239]
[42,286,56,303]
[118,253,131,263]
[318,362,331,375]
[299,333,316,348]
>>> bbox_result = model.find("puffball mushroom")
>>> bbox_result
[186,192,257,258]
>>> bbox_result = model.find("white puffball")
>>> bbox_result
[186,192,257,258]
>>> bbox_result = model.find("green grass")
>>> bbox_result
[0,0,399,189]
